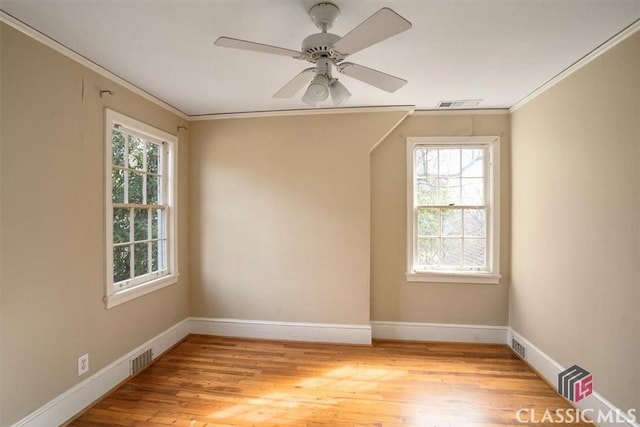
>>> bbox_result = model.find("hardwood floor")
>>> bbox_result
[69,335,592,426]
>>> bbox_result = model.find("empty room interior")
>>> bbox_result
[1,0,639,426]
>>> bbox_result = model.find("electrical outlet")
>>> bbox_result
[78,353,89,376]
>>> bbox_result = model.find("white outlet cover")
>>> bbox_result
[78,353,89,376]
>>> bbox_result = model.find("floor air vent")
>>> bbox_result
[511,338,526,359]
[130,348,153,375]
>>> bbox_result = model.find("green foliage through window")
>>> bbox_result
[111,128,167,286]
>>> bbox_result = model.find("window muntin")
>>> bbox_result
[407,137,500,284]
[105,109,177,307]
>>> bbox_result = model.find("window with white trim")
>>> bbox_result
[406,137,500,284]
[105,109,178,308]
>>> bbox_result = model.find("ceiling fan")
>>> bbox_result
[214,2,412,107]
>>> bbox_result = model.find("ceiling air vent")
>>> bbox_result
[437,99,483,108]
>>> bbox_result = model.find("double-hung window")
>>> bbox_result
[406,137,500,284]
[105,109,178,308]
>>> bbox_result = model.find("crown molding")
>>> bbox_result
[510,18,640,112]
[0,11,189,120]
[189,105,416,121]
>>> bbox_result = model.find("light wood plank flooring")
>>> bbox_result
[68,335,592,426]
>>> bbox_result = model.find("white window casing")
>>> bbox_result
[105,109,179,308]
[406,136,501,284]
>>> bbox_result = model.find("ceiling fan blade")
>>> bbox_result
[338,62,407,92]
[273,68,315,98]
[214,36,306,59]
[332,8,411,56]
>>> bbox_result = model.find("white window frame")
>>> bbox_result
[406,136,501,284]
[105,109,179,308]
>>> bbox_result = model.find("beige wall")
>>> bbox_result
[189,112,406,324]
[370,113,511,325]
[511,32,640,411]
[0,24,190,425]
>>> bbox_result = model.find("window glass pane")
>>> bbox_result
[128,172,144,204]
[147,174,159,205]
[464,209,485,237]
[417,208,439,237]
[134,243,149,276]
[461,149,483,177]
[425,149,438,176]
[112,130,125,167]
[442,238,462,266]
[461,178,484,205]
[128,136,145,170]
[415,149,426,178]
[113,208,130,244]
[417,237,440,268]
[464,239,486,267]
[152,209,160,239]
[157,239,167,270]
[442,209,462,236]
[113,245,130,283]
[134,209,148,241]
[438,149,461,177]
[147,143,160,174]
[112,169,125,203]
[438,177,460,205]
[416,178,438,205]
[151,241,159,272]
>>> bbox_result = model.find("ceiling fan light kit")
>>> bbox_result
[307,75,330,102]
[329,79,351,105]
[214,2,412,108]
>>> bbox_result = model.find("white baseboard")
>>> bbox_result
[190,317,372,345]
[508,328,639,427]
[371,320,508,344]
[12,318,190,427]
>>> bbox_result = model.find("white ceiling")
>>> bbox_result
[2,0,639,116]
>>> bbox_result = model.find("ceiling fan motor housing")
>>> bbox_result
[302,32,341,61]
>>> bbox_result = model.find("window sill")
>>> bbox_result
[105,273,180,309]
[406,271,501,284]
